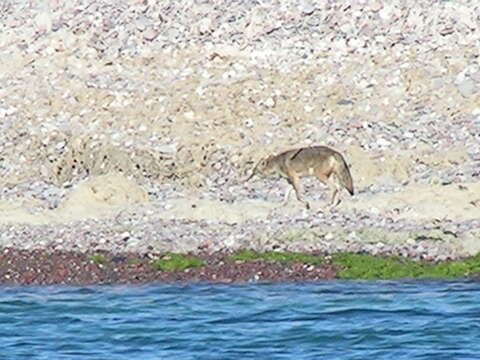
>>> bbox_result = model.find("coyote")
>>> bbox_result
[245,146,354,209]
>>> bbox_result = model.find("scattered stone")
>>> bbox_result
[457,79,477,97]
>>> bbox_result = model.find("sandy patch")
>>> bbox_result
[0,173,148,225]
[55,173,148,221]
[0,200,48,225]
[2,180,479,226]
[345,182,480,222]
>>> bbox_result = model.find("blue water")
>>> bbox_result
[1,280,479,359]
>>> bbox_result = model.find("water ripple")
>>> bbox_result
[1,280,480,359]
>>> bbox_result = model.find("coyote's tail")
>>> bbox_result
[333,153,354,196]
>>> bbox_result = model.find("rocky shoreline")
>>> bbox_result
[1,0,479,285]
[0,248,339,285]
[3,247,480,285]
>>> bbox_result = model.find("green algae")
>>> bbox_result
[333,253,480,280]
[127,258,142,265]
[225,250,480,280]
[152,253,204,271]
[226,250,324,264]
[88,255,107,264]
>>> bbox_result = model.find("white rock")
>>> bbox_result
[304,105,313,113]
[143,28,158,41]
[184,111,195,120]
[55,141,66,150]
[378,5,392,20]
[370,1,383,12]
[35,11,52,33]
[300,0,316,15]
[136,17,150,31]
[0,106,16,116]
[157,144,177,154]
[457,79,476,97]
[348,37,365,49]
[269,116,281,125]
[244,118,254,128]
[222,70,236,79]
[325,232,334,240]
[264,98,275,107]
[377,138,391,147]
[196,18,214,35]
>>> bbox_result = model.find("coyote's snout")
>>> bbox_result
[245,145,354,209]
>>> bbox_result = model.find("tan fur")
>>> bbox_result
[245,146,354,209]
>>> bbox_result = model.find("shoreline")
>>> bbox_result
[1,247,479,286]
[0,248,338,285]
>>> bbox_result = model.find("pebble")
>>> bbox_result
[264,98,275,108]
[457,79,476,97]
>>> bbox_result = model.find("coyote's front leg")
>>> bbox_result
[286,173,310,209]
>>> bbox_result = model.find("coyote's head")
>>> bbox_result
[244,156,275,182]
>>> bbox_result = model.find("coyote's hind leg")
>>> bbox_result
[314,171,340,208]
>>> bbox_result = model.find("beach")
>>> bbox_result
[0,0,479,283]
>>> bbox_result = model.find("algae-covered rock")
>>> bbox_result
[152,253,204,271]
[333,253,480,280]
